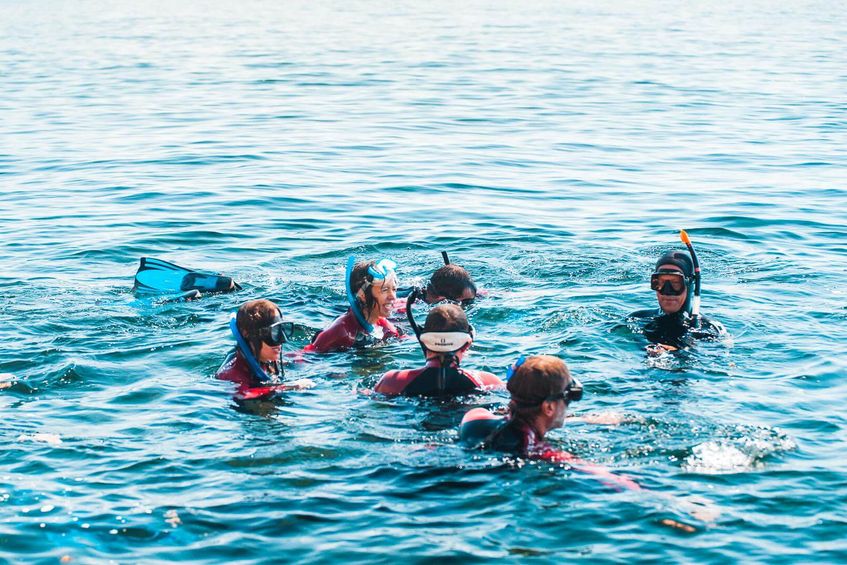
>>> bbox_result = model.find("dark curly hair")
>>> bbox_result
[428,264,476,301]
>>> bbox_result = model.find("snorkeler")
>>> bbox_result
[459,355,641,491]
[217,299,312,400]
[628,231,725,350]
[374,303,503,396]
[304,257,402,354]
[401,256,477,307]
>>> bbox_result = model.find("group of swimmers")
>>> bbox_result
[205,232,725,484]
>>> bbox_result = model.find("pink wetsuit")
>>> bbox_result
[303,308,401,354]
[375,358,504,396]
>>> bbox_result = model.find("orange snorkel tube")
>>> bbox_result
[679,230,701,328]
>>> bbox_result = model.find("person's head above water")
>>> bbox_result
[236,299,292,364]
[418,303,474,361]
[651,250,694,315]
[350,259,398,323]
[425,264,477,305]
[507,355,582,438]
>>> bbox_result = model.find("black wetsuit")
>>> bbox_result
[459,412,550,456]
[628,309,725,349]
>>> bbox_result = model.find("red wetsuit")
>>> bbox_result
[459,408,641,492]
[216,350,297,400]
[375,358,504,396]
[303,308,401,354]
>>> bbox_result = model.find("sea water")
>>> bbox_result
[1,0,846,561]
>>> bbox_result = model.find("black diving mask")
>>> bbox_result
[426,282,475,307]
[256,312,294,347]
[650,270,688,296]
[546,376,583,404]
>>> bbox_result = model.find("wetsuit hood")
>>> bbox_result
[655,250,695,314]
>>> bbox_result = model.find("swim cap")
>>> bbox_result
[655,251,693,278]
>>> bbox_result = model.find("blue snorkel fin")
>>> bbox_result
[346,255,374,333]
[134,257,241,295]
[229,314,270,383]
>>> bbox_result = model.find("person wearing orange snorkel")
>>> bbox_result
[629,234,725,350]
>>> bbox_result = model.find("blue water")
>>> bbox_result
[2,0,846,561]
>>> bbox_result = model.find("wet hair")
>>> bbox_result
[507,356,571,424]
[236,299,280,358]
[423,303,471,334]
[428,264,477,301]
[655,250,693,278]
[349,260,378,318]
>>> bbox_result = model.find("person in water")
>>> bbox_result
[459,355,642,491]
[217,299,312,400]
[305,258,402,353]
[396,261,478,315]
[423,263,477,305]
[628,249,725,350]
[374,303,503,396]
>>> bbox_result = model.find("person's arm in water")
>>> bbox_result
[236,380,314,400]
[469,369,506,390]
[374,368,416,395]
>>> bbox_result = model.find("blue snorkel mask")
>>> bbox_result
[346,255,398,335]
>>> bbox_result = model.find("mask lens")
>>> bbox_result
[567,376,583,402]
[650,272,686,295]
[368,259,397,280]
[261,320,293,346]
[547,376,583,404]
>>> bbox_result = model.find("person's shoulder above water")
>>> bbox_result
[459,408,525,453]
[304,308,359,353]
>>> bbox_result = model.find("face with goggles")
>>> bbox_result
[251,312,293,363]
[651,264,690,314]
[357,259,398,321]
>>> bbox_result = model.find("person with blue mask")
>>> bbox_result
[304,257,403,353]
[628,248,725,350]
[217,299,312,400]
